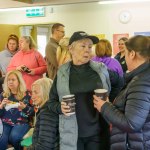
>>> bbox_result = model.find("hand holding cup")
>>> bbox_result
[61,94,76,116]
[93,89,108,112]
[94,89,108,101]
[61,101,71,116]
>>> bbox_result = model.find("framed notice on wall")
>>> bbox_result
[93,34,105,40]
[134,31,150,36]
[113,33,129,56]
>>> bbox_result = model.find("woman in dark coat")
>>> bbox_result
[93,35,150,150]
[27,78,59,150]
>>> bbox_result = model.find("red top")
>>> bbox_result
[7,49,47,90]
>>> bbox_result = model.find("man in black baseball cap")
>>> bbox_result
[69,31,99,45]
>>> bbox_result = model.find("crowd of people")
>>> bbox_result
[0,23,150,150]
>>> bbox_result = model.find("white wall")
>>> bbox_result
[0,2,150,43]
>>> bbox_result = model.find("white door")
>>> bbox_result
[37,26,50,57]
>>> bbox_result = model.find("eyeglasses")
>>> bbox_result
[57,30,65,34]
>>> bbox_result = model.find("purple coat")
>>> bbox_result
[92,56,123,76]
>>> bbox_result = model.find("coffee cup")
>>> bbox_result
[94,89,108,101]
[62,94,76,115]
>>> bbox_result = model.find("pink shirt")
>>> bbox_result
[7,49,47,90]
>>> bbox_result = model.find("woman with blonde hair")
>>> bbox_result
[27,78,59,150]
[48,31,124,150]
[0,70,34,150]
[7,36,47,91]
[56,37,71,67]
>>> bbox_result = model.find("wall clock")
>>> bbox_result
[119,11,131,24]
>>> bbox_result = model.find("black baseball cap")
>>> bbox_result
[69,31,99,45]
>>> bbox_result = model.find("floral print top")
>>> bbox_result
[0,91,34,126]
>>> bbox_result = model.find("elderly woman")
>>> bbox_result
[7,36,47,91]
[25,78,59,150]
[48,31,123,150]
[0,70,34,150]
[93,35,150,150]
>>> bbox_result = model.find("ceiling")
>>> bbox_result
[0,0,100,9]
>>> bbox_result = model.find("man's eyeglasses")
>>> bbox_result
[57,30,65,34]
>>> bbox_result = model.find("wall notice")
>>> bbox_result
[134,32,150,36]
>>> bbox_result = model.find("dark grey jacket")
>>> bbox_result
[101,62,150,150]
[28,102,59,150]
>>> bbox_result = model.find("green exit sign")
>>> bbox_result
[26,7,45,17]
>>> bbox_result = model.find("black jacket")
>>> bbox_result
[115,52,127,73]
[101,62,150,150]
[28,102,59,150]
[108,69,124,102]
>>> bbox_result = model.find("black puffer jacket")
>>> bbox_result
[101,62,150,150]
[28,102,59,150]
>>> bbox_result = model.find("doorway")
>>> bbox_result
[37,26,50,57]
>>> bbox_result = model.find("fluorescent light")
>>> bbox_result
[0,6,44,12]
[99,0,150,4]
[0,7,26,12]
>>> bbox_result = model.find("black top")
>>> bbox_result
[69,62,103,137]
[115,52,127,73]
[101,62,150,150]
[28,102,59,150]
[48,61,124,138]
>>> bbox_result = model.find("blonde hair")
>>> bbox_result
[57,37,71,66]
[3,70,26,100]
[95,39,112,57]
[31,78,53,107]
[21,36,37,49]
[59,37,69,47]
